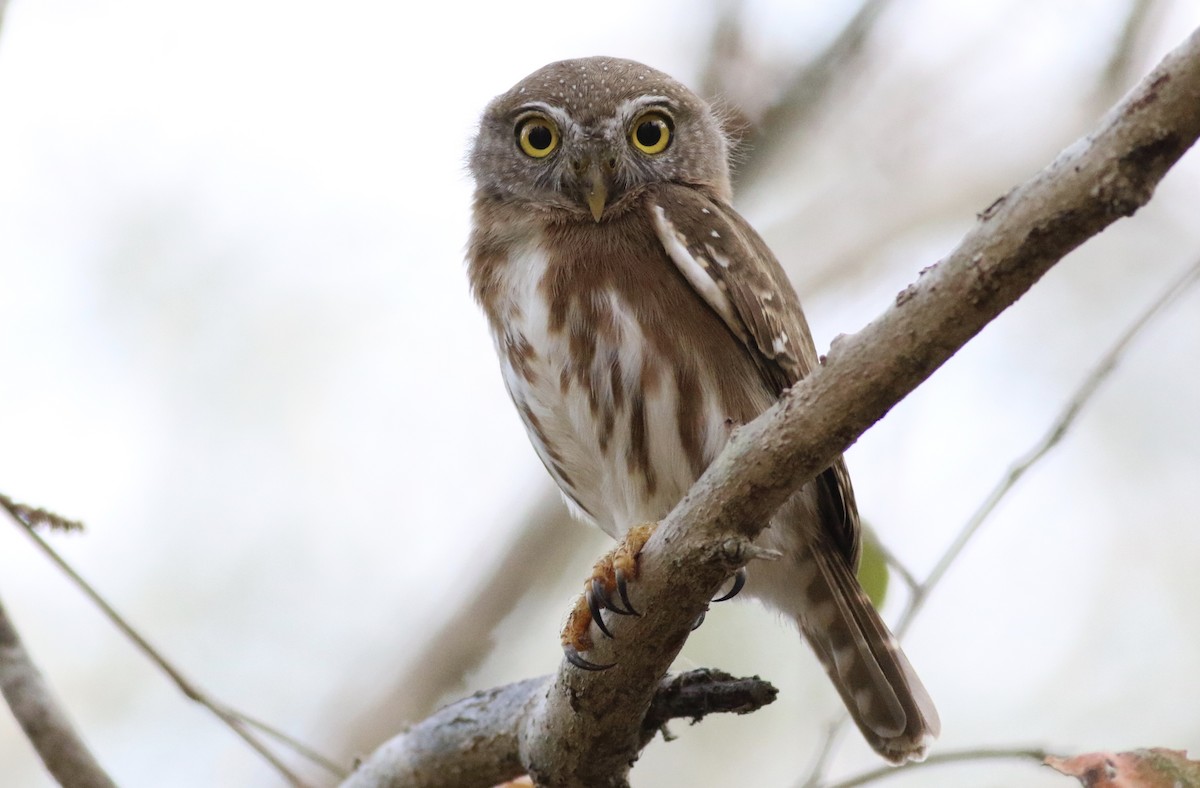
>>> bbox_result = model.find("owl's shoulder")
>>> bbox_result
[640,182,819,390]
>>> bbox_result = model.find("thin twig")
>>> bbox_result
[350,27,1200,783]
[232,710,347,779]
[826,746,1049,788]
[799,256,1200,786]
[641,669,778,735]
[0,493,82,532]
[529,27,1200,784]
[800,722,848,788]
[1,3,109,782]
[0,593,117,788]
[862,530,919,595]
[0,496,345,785]
[896,253,1200,639]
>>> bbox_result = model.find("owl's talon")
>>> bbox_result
[691,611,706,631]
[560,523,658,672]
[712,568,747,603]
[614,569,640,617]
[564,645,615,672]
[586,583,614,639]
[593,576,635,617]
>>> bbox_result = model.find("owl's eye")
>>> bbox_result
[630,111,672,155]
[516,115,559,158]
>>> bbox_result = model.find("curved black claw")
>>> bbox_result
[690,611,707,631]
[712,568,747,603]
[564,645,614,672]
[614,569,641,617]
[594,576,635,617]
[586,582,614,639]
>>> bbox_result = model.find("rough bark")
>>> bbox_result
[343,25,1200,788]
[344,671,777,787]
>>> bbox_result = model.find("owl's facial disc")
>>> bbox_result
[569,106,673,222]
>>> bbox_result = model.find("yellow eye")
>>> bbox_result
[516,115,559,158]
[630,111,672,154]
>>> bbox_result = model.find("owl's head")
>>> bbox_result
[470,57,733,222]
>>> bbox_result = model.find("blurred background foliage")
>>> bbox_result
[1,0,1198,785]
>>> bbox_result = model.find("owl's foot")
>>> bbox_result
[561,522,657,671]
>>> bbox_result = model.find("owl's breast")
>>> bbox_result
[479,219,770,538]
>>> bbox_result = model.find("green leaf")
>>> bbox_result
[856,533,890,610]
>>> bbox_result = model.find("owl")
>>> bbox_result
[467,57,938,763]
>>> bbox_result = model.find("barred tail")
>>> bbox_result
[798,545,940,763]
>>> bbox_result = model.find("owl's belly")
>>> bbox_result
[493,242,732,539]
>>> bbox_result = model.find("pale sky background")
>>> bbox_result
[1,1,1199,786]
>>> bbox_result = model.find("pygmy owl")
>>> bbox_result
[467,56,938,763]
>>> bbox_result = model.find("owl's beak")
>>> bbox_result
[586,179,608,223]
[576,157,612,222]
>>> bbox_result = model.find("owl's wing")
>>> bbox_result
[646,184,817,391]
[646,183,859,564]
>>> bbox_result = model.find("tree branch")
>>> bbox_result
[826,746,1050,788]
[897,252,1200,639]
[343,670,776,787]
[347,25,1200,787]
[0,593,117,788]
[801,252,1200,786]
[0,495,339,786]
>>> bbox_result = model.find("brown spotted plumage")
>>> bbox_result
[467,56,939,763]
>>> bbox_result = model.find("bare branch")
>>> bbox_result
[343,670,777,788]
[826,746,1050,788]
[0,594,117,788]
[523,25,1200,786]
[803,122,1200,788]
[347,24,1200,788]
[895,252,1200,640]
[0,10,112,787]
[350,0,902,758]
[640,669,778,737]
[0,495,342,785]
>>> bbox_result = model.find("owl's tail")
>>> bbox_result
[796,544,940,764]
